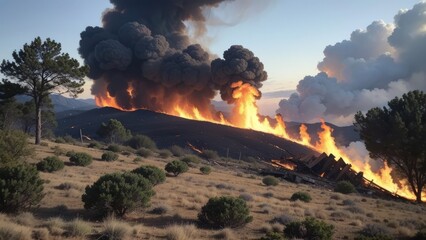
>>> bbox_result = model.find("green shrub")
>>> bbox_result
[132,165,166,186]
[290,192,312,202]
[36,156,64,172]
[126,135,156,150]
[200,149,219,160]
[82,172,154,217]
[198,196,252,228]
[88,142,101,149]
[52,145,65,156]
[180,154,201,167]
[69,152,92,166]
[0,164,44,213]
[262,176,279,186]
[136,148,152,158]
[260,231,285,240]
[54,137,66,144]
[0,130,33,166]
[101,151,119,162]
[334,181,356,194]
[107,144,121,153]
[355,224,392,240]
[63,135,76,144]
[133,157,143,163]
[200,166,212,175]
[284,217,334,240]
[158,149,172,158]
[65,150,76,158]
[40,142,49,147]
[412,229,426,240]
[165,160,189,176]
[170,145,187,157]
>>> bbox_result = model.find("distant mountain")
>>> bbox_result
[15,94,97,113]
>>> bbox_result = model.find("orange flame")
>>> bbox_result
[95,81,423,200]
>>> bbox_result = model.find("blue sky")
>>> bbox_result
[0,0,421,101]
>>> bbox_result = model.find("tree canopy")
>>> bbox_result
[97,119,131,144]
[354,90,426,202]
[0,37,88,144]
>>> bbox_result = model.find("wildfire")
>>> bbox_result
[95,80,423,200]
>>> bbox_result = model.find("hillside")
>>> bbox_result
[56,107,318,160]
[1,140,423,240]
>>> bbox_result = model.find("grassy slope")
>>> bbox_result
[4,140,425,240]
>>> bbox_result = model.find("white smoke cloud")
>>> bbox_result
[277,3,426,125]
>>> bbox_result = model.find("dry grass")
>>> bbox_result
[64,218,92,238]
[13,212,37,227]
[32,228,50,240]
[213,228,236,240]
[165,224,199,240]
[0,220,32,240]
[101,216,131,240]
[0,140,422,240]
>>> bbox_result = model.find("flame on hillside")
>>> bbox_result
[95,81,423,200]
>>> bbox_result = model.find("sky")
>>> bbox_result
[0,0,423,123]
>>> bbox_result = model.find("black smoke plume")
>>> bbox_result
[79,0,267,115]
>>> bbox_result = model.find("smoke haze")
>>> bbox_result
[277,3,426,125]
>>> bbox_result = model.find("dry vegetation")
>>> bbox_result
[1,140,425,239]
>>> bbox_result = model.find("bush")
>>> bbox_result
[136,148,152,158]
[200,149,219,160]
[412,229,426,240]
[290,192,312,202]
[107,144,121,153]
[170,145,187,157]
[88,142,101,149]
[200,166,212,175]
[260,231,285,240]
[36,156,64,172]
[82,172,154,217]
[334,181,356,194]
[0,164,44,213]
[69,152,92,166]
[165,160,189,176]
[158,149,172,158]
[180,155,201,167]
[65,150,76,158]
[0,130,33,166]
[356,224,392,239]
[262,176,279,186]
[64,219,92,237]
[284,217,334,240]
[101,151,119,162]
[132,165,166,186]
[126,134,156,150]
[52,145,65,156]
[198,196,253,228]
[101,216,131,240]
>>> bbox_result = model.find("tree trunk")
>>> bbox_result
[35,104,42,144]
[416,191,422,203]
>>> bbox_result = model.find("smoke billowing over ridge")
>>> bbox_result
[79,0,267,118]
[277,3,426,125]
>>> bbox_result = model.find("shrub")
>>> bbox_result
[82,172,154,217]
[260,231,285,240]
[284,217,334,240]
[166,224,198,240]
[200,166,212,175]
[107,144,121,153]
[356,224,392,239]
[133,157,143,163]
[132,165,166,186]
[165,160,189,176]
[0,221,32,240]
[88,142,101,149]
[158,149,172,158]
[69,152,92,166]
[150,204,172,215]
[136,148,152,158]
[262,176,279,186]
[0,130,33,166]
[36,156,64,172]
[170,145,187,157]
[65,150,76,157]
[200,149,219,160]
[101,151,119,162]
[198,196,253,228]
[52,145,65,156]
[126,134,156,150]
[290,192,312,202]
[180,155,201,167]
[0,164,44,213]
[239,193,254,202]
[63,135,76,144]
[334,181,356,194]
[412,229,426,240]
